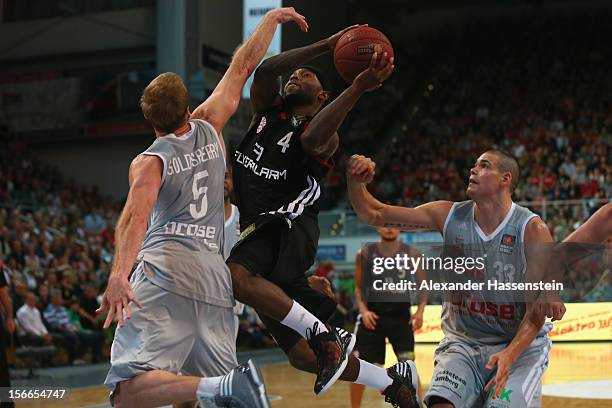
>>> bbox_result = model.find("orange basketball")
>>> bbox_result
[333,27,394,83]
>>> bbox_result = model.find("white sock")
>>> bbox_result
[355,359,393,391]
[196,376,223,399]
[280,301,329,339]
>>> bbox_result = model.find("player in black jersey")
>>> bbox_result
[351,227,428,407]
[227,25,418,406]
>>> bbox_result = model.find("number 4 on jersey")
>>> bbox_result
[277,132,293,153]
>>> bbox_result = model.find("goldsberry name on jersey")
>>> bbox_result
[167,142,221,176]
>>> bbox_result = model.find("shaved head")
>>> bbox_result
[485,150,520,192]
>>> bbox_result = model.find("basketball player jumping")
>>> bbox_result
[227,28,420,406]
[347,151,556,407]
[98,8,308,408]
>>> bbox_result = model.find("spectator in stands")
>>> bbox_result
[44,289,80,364]
[84,207,106,233]
[23,244,40,272]
[0,226,10,259]
[60,271,80,302]
[4,258,19,283]
[8,240,25,269]
[66,298,103,363]
[39,240,54,269]
[37,285,50,311]
[11,279,27,313]
[79,284,102,331]
[45,271,60,291]
[16,292,53,346]
[21,266,37,291]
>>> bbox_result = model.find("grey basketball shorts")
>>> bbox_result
[424,335,551,408]
[105,265,238,396]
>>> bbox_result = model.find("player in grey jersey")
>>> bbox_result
[97,7,309,408]
[347,150,562,408]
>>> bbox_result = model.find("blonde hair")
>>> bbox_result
[140,72,189,133]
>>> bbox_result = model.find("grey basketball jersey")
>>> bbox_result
[441,200,551,345]
[137,119,233,308]
[223,204,240,260]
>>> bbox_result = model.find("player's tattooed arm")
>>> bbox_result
[346,155,451,232]
[193,7,307,134]
[382,222,433,230]
[251,24,365,114]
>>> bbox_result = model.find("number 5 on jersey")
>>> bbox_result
[189,170,208,219]
[277,132,293,153]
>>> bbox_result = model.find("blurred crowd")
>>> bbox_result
[322,12,611,242]
[0,11,610,367]
[0,132,119,364]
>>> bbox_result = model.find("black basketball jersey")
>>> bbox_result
[232,99,332,229]
[362,242,413,316]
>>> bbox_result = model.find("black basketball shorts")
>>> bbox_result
[353,313,415,365]
[227,214,337,352]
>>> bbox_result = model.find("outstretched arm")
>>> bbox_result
[564,202,612,243]
[251,24,365,114]
[346,154,452,232]
[97,155,161,328]
[191,7,308,134]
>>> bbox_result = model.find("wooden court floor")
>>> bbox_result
[15,342,612,408]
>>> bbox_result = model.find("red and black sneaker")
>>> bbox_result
[306,322,356,395]
[382,361,420,408]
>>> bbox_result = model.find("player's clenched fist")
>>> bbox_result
[347,154,376,184]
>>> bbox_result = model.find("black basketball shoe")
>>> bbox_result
[382,360,420,408]
[306,322,356,395]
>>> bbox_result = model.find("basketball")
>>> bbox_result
[333,26,394,83]
[2,3,610,407]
